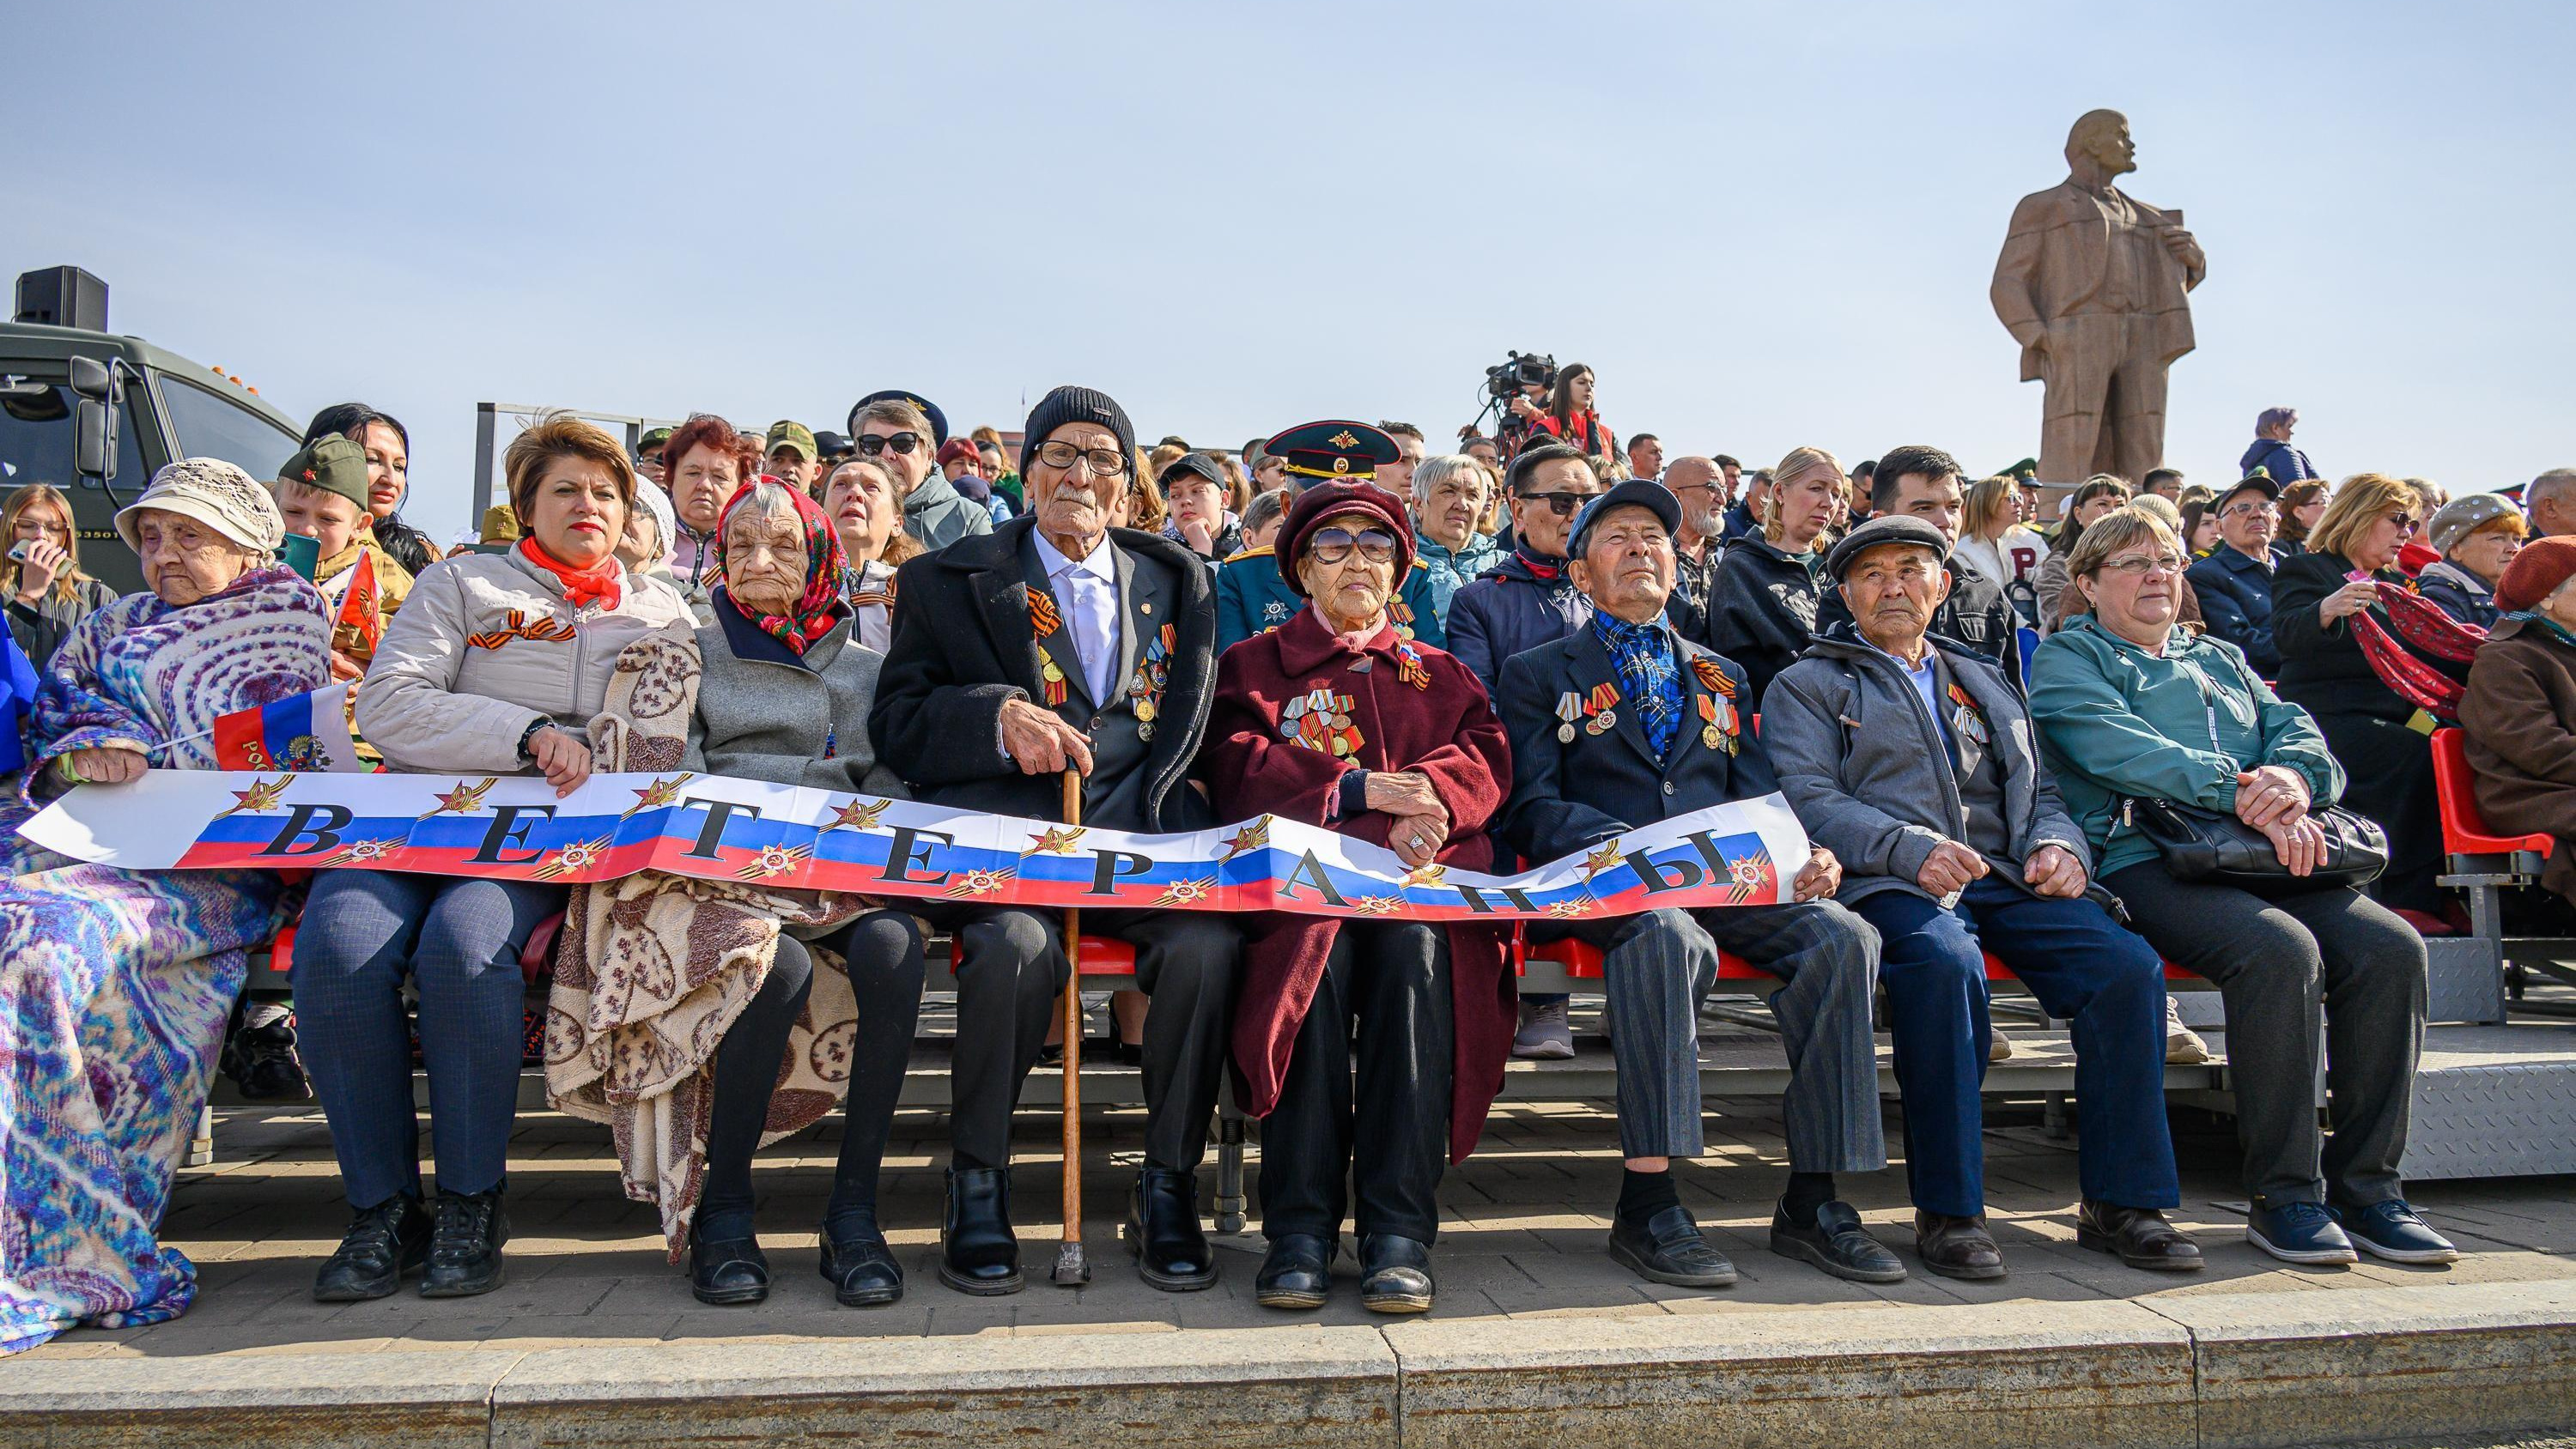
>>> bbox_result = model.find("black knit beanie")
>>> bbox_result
[1019,385,1135,478]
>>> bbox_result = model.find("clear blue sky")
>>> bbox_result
[9,2,2568,541]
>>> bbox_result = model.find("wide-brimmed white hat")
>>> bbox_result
[115,457,286,555]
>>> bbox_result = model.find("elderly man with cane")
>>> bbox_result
[871,385,1237,1297]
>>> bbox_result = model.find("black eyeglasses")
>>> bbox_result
[1517,491,1588,517]
[854,432,923,458]
[1309,527,1397,564]
[1036,440,1131,476]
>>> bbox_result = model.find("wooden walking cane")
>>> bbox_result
[1052,766,1091,1286]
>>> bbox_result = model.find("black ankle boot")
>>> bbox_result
[821,1220,905,1307]
[421,1187,508,1298]
[1126,1167,1217,1291]
[939,1167,1021,1295]
[688,1220,771,1307]
[1358,1234,1435,1314]
[1255,1234,1335,1310]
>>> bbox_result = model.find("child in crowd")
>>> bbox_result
[275,436,414,678]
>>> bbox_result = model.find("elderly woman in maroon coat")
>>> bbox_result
[1204,471,1512,1317]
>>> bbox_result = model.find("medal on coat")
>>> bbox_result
[1028,586,1071,706]
[1555,692,1583,743]
[1584,682,1620,735]
[1390,596,1418,641]
[1279,688,1363,757]
[1947,681,1990,747]
[1394,638,1431,691]
[1697,694,1737,755]
[1127,621,1177,741]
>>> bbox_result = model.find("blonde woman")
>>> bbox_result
[1700,445,1840,702]
[2272,473,2451,928]
[3,482,118,667]
[1952,476,2045,621]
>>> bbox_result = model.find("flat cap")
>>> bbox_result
[1823,513,1950,581]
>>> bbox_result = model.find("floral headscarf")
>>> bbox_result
[715,480,848,655]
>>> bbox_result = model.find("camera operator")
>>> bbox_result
[1522,362,1613,460]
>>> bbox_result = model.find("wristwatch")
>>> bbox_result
[514,717,550,763]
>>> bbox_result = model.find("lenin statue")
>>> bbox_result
[1991,110,2207,488]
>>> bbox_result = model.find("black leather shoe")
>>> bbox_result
[820,1223,905,1307]
[1127,1167,1218,1291]
[939,1167,1022,1295]
[1255,1233,1335,1310]
[1914,1210,2007,1281]
[420,1188,509,1298]
[1358,1234,1435,1314]
[1770,1200,1908,1283]
[312,1194,432,1302]
[1607,1203,1737,1288]
[2076,1201,2204,1272]
[688,1224,771,1307]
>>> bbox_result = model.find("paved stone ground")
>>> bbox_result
[26,1072,2576,1361]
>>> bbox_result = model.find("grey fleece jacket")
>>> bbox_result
[1760,621,2091,907]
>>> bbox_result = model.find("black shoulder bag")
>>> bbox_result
[2123,655,2388,889]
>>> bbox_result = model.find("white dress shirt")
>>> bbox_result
[1034,529,1121,706]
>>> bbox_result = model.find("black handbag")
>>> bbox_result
[2123,796,2388,888]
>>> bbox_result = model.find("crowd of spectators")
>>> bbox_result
[3,374,2565,1355]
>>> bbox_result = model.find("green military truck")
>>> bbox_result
[0,266,304,595]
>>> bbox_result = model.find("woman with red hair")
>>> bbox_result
[659,414,762,597]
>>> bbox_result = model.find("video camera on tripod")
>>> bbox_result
[1484,350,1556,400]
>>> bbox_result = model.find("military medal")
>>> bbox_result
[1555,693,1583,743]
[1394,639,1431,691]
[1127,621,1177,737]
[1583,682,1620,735]
[1697,694,1736,755]
[1947,682,1989,747]
[1280,688,1363,757]
[1029,587,1072,706]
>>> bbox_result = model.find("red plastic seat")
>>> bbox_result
[2432,728,2555,859]
[951,934,1137,975]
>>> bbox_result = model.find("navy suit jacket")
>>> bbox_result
[1497,621,1777,864]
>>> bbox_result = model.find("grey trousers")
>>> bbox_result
[2104,864,2427,1210]
[945,906,1237,1174]
[1548,901,1886,1170]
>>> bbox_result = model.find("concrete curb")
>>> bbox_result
[4,1283,2572,1448]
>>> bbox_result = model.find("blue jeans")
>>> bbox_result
[291,870,562,1208]
[1853,877,2176,1218]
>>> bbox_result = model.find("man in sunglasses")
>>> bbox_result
[848,392,993,551]
[1498,480,1898,1290]
[1444,440,1604,1060]
[870,384,1236,1300]
[2186,470,2283,675]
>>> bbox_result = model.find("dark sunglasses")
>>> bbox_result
[2389,512,2422,534]
[854,432,923,458]
[1516,490,1588,517]
[1309,527,1397,564]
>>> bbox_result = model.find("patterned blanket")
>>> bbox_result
[543,623,872,1258]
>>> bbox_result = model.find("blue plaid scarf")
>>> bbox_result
[1592,611,1683,760]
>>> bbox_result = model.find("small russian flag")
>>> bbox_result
[206,681,372,773]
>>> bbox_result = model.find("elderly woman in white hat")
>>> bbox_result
[0,458,333,1355]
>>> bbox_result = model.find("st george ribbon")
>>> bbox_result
[16,770,1810,922]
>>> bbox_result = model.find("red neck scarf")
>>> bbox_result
[517,537,623,609]
[715,482,849,655]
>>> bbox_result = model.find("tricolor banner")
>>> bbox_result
[17,771,1809,922]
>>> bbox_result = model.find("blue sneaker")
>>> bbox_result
[2334,1199,2460,1264]
[2246,1201,2357,1264]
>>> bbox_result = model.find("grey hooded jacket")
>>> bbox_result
[1759,620,2091,907]
[902,471,997,552]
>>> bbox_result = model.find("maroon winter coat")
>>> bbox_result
[1203,607,1516,1163]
